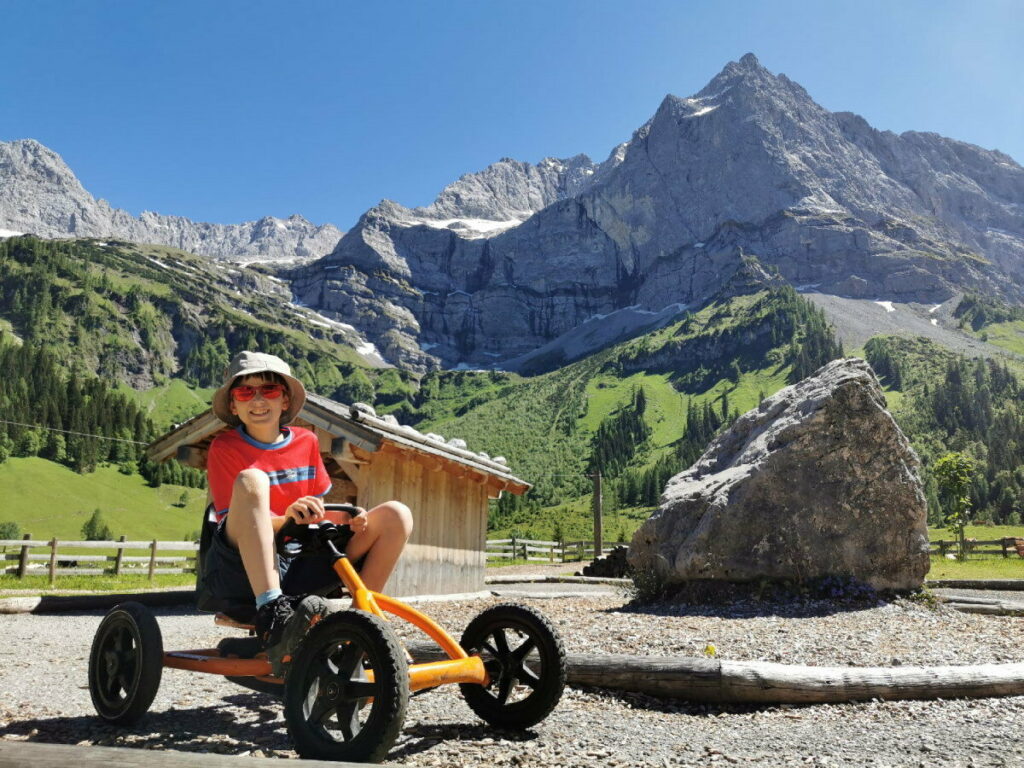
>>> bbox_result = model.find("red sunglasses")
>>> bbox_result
[230,384,287,401]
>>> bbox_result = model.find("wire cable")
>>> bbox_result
[0,418,150,446]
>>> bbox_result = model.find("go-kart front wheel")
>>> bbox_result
[88,601,163,725]
[283,609,409,763]
[459,602,566,729]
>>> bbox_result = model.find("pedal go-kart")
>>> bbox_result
[87,504,567,763]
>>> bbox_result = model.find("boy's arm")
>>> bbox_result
[206,439,243,521]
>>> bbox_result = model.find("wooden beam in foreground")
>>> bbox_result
[406,643,1024,703]
[0,741,364,768]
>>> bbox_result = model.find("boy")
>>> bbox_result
[200,350,413,651]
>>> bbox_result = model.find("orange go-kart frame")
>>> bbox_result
[162,519,489,694]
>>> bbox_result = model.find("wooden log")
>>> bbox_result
[945,602,1024,617]
[0,740,364,767]
[404,644,1024,703]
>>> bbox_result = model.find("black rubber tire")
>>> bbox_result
[459,602,566,729]
[283,609,409,763]
[88,601,163,725]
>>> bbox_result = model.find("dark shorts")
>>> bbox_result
[196,521,342,619]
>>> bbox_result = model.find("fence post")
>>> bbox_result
[48,538,58,586]
[1002,538,1010,558]
[511,536,517,563]
[17,533,31,579]
[148,540,158,582]
[114,535,127,575]
[591,472,603,558]
[938,540,948,557]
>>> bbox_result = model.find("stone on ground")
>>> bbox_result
[628,358,930,591]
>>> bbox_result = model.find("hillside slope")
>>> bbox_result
[0,458,204,541]
[0,236,394,400]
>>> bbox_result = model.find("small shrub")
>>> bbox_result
[630,566,668,603]
[905,587,940,610]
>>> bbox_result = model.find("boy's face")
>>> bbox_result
[229,374,291,430]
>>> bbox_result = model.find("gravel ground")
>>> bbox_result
[3,589,1024,767]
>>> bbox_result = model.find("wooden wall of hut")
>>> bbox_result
[326,445,489,597]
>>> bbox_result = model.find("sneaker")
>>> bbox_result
[255,594,296,653]
[268,595,336,674]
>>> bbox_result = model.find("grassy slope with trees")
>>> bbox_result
[3,234,1023,561]
[0,236,413,415]
[405,286,843,541]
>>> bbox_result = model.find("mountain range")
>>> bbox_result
[290,53,1024,371]
[2,54,1023,375]
[0,139,343,262]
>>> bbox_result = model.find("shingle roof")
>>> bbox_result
[146,392,530,493]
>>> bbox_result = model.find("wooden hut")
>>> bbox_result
[146,392,530,596]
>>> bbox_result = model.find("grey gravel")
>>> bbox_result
[3,590,1024,767]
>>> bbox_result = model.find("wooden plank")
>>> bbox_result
[146,412,223,463]
[300,400,383,453]
[31,540,198,550]
[0,740,365,767]
[0,539,50,548]
[22,554,109,562]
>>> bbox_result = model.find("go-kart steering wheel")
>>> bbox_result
[275,503,363,559]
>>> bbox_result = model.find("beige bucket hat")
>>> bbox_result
[211,351,307,427]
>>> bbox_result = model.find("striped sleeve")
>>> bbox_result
[311,433,332,498]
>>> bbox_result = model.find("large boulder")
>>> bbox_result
[628,358,930,591]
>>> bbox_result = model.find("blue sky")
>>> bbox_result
[2,0,1021,228]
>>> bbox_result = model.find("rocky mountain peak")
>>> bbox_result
[294,55,1024,374]
[0,138,344,261]
[412,153,599,223]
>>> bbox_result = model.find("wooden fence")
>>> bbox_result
[486,538,600,563]
[0,534,199,584]
[930,538,1024,558]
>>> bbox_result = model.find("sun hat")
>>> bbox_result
[211,351,307,427]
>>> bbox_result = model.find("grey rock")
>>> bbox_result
[627,358,930,590]
[292,53,1024,373]
[0,139,343,262]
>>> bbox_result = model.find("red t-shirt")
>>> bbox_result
[207,426,331,522]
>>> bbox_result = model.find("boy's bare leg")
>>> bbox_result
[223,468,280,597]
[346,500,414,592]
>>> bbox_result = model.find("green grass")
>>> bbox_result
[975,320,1024,357]
[927,556,1024,580]
[0,457,206,542]
[0,572,195,594]
[121,378,214,434]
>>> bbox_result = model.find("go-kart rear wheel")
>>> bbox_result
[88,601,163,725]
[283,609,409,763]
[459,602,566,729]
